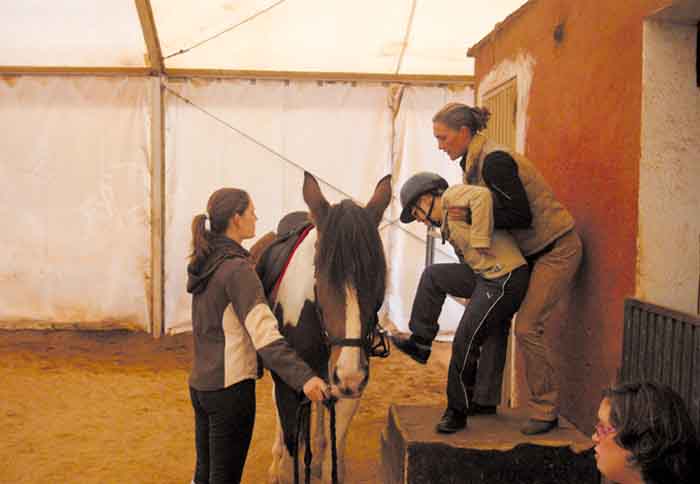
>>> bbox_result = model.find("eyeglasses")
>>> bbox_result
[411,204,428,220]
[412,194,437,221]
[594,422,616,438]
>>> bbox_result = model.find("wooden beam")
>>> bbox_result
[0,66,150,76]
[166,68,474,86]
[0,321,144,331]
[149,78,165,337]
[0,65,474,86]
[134,0,164,74]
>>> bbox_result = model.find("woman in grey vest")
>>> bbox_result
[431,102,583,435]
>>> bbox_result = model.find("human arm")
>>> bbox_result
[226,261,328,401]
[481,151,532,229]
[463,186,495,251]
[443,185,495,256]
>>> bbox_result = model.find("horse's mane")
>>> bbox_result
[315,199,386,309]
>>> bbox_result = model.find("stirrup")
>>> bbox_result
[369,324,390,358]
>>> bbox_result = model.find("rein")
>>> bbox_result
[294,397,339,484]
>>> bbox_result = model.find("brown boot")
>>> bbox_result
[436,408,467,433]
[521,418,558,435]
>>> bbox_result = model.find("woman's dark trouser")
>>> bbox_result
[408,263,529,410]
[190,379,256,484]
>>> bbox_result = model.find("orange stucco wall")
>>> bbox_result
[470,0,673,431]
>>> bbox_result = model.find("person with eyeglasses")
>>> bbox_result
[593,381,700,484]
[391,172,529,433]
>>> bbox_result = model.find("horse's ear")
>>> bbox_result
[365,174,392,226]
[302,171,330,227]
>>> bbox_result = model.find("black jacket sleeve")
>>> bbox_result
[481,151,533,229]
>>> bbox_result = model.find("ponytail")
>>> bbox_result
[470,106,491,133]
[190,213,211,267]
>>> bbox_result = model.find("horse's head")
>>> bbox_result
[302,172,391,398]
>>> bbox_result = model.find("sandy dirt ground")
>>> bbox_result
[0,329,452,484]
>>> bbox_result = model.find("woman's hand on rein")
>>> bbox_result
[303,376,331,402]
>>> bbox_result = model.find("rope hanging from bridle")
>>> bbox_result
[293,397,339,484]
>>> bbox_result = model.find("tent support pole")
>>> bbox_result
[150,77,165,337]
[134,0,164,74]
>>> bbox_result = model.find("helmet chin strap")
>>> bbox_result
[424,194,441,228]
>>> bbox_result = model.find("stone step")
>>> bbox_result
[381,404,599,484]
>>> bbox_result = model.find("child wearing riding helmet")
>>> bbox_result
[391,172,529,433]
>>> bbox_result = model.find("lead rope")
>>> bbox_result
[294,398,339,484]
[328,399,338,484]
[304,406,312,484]
[293,399,310,484]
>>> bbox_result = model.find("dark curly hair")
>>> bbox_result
[603,381,700,484]
[432,102,491,135]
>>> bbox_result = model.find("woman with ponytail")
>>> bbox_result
[186,188,329,484]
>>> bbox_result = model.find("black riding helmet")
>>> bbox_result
[399,172,449,223]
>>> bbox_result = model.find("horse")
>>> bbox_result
[254,172,391,484]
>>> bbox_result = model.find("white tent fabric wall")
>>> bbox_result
[163,78,472,338]
[388,85,472,338]
[0,76,152,330]
[163,78,394,333]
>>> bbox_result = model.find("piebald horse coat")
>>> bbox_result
[256,172,391,484]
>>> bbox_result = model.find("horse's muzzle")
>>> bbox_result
[330,366,369,398]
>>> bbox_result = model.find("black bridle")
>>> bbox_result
[312,285,390,358]
[293,286,390,484]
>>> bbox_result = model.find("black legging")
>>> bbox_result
[190,379,256,484]
[409,263,529,411]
